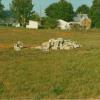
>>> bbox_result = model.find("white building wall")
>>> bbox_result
[26,20,39,29]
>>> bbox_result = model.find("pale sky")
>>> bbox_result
[2,0,93,16]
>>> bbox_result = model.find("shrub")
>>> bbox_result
[42,17,57,29]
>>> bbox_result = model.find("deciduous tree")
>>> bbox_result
[45,0,74,21]
[76,4,90,14]
[10,0,33,27]
[0,0,4,18]
[89,0,100,27]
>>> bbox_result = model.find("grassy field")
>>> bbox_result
[0,28,100,99]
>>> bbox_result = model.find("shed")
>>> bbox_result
[26,20,39,29]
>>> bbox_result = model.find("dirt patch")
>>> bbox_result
[0,44,12,49]
[0,43,38,49]
[55,32,74,36]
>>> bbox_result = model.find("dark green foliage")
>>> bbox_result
[10,0,33,27]
[45,0,74,21]
[2,10,12,19]
[76,4,90,14]
[30,13,40,21]
[52,85,64,96]
[0,0,4,18]
[89,0,100,28]
[42,17,58,29]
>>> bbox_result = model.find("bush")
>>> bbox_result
[42,17,57,29]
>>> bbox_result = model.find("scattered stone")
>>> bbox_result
[49,39,55,47]
[41,42,50,52]
[14,41,24,51]
[51,40,59,50]
[57,38,64,44]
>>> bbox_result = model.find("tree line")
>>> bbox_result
[0,0,100,28]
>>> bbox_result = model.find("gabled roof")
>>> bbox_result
[73,14,88,22]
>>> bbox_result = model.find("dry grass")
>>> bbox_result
[0,28,100,99]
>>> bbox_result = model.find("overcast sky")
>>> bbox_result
[2,0,93,16]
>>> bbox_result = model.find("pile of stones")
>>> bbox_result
[35,38,82,51]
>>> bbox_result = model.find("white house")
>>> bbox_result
[73,14,91,30]
[57,19,71,30]
[26,20,39,29]
[73,14,88,22]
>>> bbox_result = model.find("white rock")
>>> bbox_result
[13,41,24,51]
[54,40,59,46]
[59,43,64,50]
[49,38,55,43]
[17,41,24,48]
[63,45,71,50]
[49,39,55,46]
[41,42,50,51]
[57,38,64,44]
[51,46,58,50]
[73,44,80,48]
[14,43,21,51]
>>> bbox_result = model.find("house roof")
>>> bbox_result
[73,14,88,22]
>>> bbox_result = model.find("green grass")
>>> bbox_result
[0,28,100,99]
